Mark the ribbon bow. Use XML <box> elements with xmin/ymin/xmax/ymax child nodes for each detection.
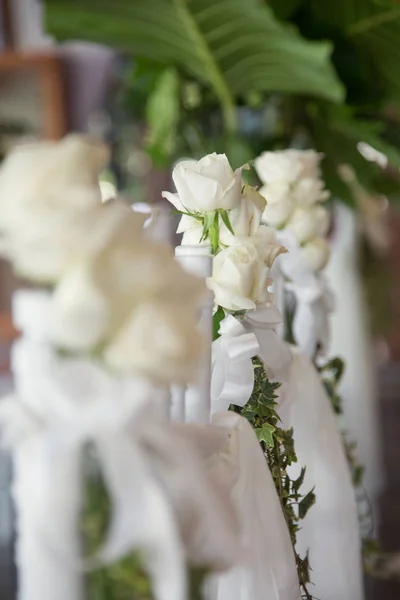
<box><xmin>211</xmin><ymin>315</ymin><xmax>260</xmax><ymax>413</ymax></box>
<box><xmin>244</xmin><ymin>305</ymin><xmax>293</xmax><ymax>385</ymax></box>
<box><xmin>277</xmin><ymin>230</ymin><xmax>335</xmax><ymax>358</ymax></box>
<box><xmin>0</xmin><ymin>290</ymin><xmax>188</xmax><ymax>600</ymax></box>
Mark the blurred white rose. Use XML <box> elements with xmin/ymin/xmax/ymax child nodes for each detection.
<box><xmin>301</xmin><ymin>237</ymin><xmax>330</xmax><ymax>272</ymax></box>
<box><xmin>286</xmin><ymin>205</ymin><xmax>330</xmax><ymax>244</ymax></box>
<box><xmin>0</xmin><ymin>135</ymin><xmax>110</xmax><ymax>282</ymax></box>
<box><xmin>208</xmin><ymin>240</ymin><xmax>270</xmax><ymax>311</ymax></box>
<box><xmin>49</xmin><ymin>205</ymin><xmax>206</xmax><ymax>383</ymax></box>
<box><xmin>162</xmin><ymin>153</ymin><xmax>245</xmax><ymax>213</ymax></box>
<box><xmin>290</xmin><ymin>177</ymin><xmax>330</xmax><ymax>205</ymax></box>
<box><xmin>285</xmin><ymin>149</ymin><xmax>323</xmax><ymax>179</ymax></box>
<box><xmin>260</xmin><ymin>183</ymin><xmax>294</xmax><ymax>228</ymax></box>
<box><xmin>105</xmin><ymin>302</ymin><xmax>203</xmax><ymax>384</ymax></box>
<box><xmin>255</xmin><ymin>151</ymin><xmax>303</xmax><ymax>184</ymax></box>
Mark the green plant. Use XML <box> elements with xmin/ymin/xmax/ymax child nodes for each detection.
<box><xmin>235</xmin><ymin>357</ymin><xmax>316</xmax><ymax>599</ymax></box>
<box><xmin>46</xmin><ymin>0</ymin><xmax>400</xmax><ymax>204</ymax></box>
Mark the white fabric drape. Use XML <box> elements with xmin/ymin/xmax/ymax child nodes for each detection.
<box><xmin>278</xmin><ymin>346</ymin><xmax>364</xmax><ymax>600</ymax></box>
<box><xmin>325</xmin><ymin>203</ymin><xmax>383</xmax><ymax>511</ymax></box>
<box><xmin>208</xmin><ymin>412</ymin><xmax>301</xmax><ymax>600</ymax></box>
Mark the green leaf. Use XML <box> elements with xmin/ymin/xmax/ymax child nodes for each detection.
<box><xmin>212</xmin><ymin>306</ymin><xmax>225</xmax><ymax>340</ymax></box>
<box><xmin>145</xmin><ymin>68</ymin><xmax>180</xmax><ymax>164</ymax></box>
<box><xmin>46</xmin><ymin>0</ymin><xmax>345</xmax><ymax>136</ymax></box>
<box><xmin>208</xmin><ymin>210</ymin><xmax>220</xmax><ymax>253</ymax></box>
<box><xmin>292</xmin><ymin>466</ymin><xmax>306</xmax><ymax>493</ymax></box>
<box><xmin>219</xmin><ymin>209</ymin><xmax>235</xmax><ymax>236</ymax></box>
<box><xmin>255</xmin><ymin>423</ymin><xmax>276</xmax><ymax>447</ymax></box>
<box><xmin>310</xmin><ymin>0</ymin><xmax>400</xmax><ymax>102</ymax></box>
<box><xmin>298</xmin><ymin>488</ymin><xmax>316</xmax><ymax>519</ymax></box>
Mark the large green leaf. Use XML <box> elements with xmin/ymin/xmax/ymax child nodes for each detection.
<box><xmin>310</xmin><ymin>0</ymin><xmax>400</xmax><ymax>101</ymax></box>
<box><xmin>46</xmin><ymin>0</ymin><xmax>344</xmax><ymax>132</ymax></box>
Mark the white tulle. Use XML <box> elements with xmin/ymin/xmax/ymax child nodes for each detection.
<box><xmin>278</xmin><ymin>346</ymin><xmax>364</xmax><ymax>600</ymax></box>
<box><xmin>207</xmin><ymin>412</ymin><xmax>301</xmax><ymax>600</ymax></box>
<box><xmin>325</xmin><ymin>203</ymin><xmax>383</xmax><ymax>509</ymax></box>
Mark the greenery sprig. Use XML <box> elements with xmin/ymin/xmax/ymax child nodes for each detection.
<box><xmin>231</xmin><ymin>357</ymin><xmax>316</xmax><ymax>600</ymax></box>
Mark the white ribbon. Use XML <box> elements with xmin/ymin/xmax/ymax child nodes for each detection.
<box><xmin>211</xmin><ymin>315</ymin><xmax>260</xmax><ymax>413</ymax></box>
<box><xmin>277</xmin><ymin>231</ymin><xmax>335</xmax><ymax>358</ymax></box>
<box><xmin>244</xmin><ymin>305</ymin><xmax>293</xmax><ymax>385</ymax></box>
<box><xmin>0</xmin><ymin>292</ymin><xmax>187</xmax><ymax>600</ymax></box>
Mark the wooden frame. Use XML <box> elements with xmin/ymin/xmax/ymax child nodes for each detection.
<box><xmin>0</xmin><ymin>50</ymin><xmax>67</xmax><ymax>139</ymax></box>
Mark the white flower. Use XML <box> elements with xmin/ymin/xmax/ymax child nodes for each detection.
<box><xmin>286</xmin><ymin>205</ymin><xmax>330</xmax><ymax>244</ymax></box>
<box><xmin>105</xmin><ymin>301</ymin><xmax>203</xmax><ymax>384</ymax></box>
<box><xmin>261</xmin><ymin>195</ymin><xmax>294</xmax><ymax>228</ymax></box>
<box><xmin>301</xmin><ymin>237</ymin><xmax>330</xmax><ymax>272</ymax></box>
<box><xmin>208</xmin><ymin>240</ymin><xmax>270</xmax><ymax>311</ymax></box>
<box><xmin>218</xmin><ymin>185</ymin><xmax>266</xmax><ymax>246</ymax></box>
<box><xmin>255</xmin><ymin>151</ymin><xmax>303</xmax><ymax>184</ymax></box>
<box><xmin>285</xmin><ymin>149</ymin><xmax>323</xmax><ymax>179</ymax></box>
<box><xmin>290</xmin><ymin>177</ymin><xmax>330</xmax><ymax>205</ymax></box>
<box><xmin>49</xmin><ymin>202</ymin><xmax>206</xmax><ymax>383</ymax></box>
<box><xmin>0</xmin><ymin>135</ymin><xmax>110</xmax><ymax>282</ymax></box>
<box><xmin>254</xmin><ymin>225</ymin><xmax>287</xmax><ymax>267</ymax></box>
<box><xmin>162</xmin><ymin>153</ymin><xmax>245</xmax><ymax>213</ymax></box>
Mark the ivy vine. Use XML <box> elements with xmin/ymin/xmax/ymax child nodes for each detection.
<box><xmin>232</xmin><ymin>357</ymin><xmax>316</xmax><ymax>600</ymax></box>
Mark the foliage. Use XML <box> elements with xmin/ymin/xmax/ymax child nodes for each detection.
<box><xmin>45</xmin><ymin>0</ymin><xmax>400</xmax><ymax>204</ymax></box>
<box><xmin>236</xmin><ymin>357</ymin><xmax>316</xmax><ymax>599</ymax></box>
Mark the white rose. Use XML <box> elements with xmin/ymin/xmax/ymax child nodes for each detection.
<box><xmin>104</xmin><ymin>302</ymin><xmax>204</xmax><ymax>384</ymax></box>
<box><xmin>208</xmin><ymin>240</ymin><xmax>269</xmax><ymax>311</ymax></box>
<box><xmin>291</xmin><ymin>177</ymin><xmax>330</xmax><ymax>206</ymax></box>
<box><xmin>255</xmin><ymin>151</ymin><xmax>303</xmax><ymax>184</ymax></box>
<box><xmin>49</xmin><ymin>263</ymin><xmax>110</xmax><ymax>349</ymax></box>
<box><xmin>285</xmin><ymin>149</ymin><xmax>323</xmax><ymax>179</ymax></box>
<box><xmin>218</xmin><ymin>185</ymin><xmax>266</xmax><ymax>246</ymax></box>
<box><xmin>260</xmin><ymin>182</ymin><xmax>294</xmax><ymax>228</ymax></box>
<box><xmin>0</xmin><ymin>134</ymin><xmax>108</xmax><ymax>231</ymax></box>
<box><xmin>286</xmin><ymin>205</ymin><xmax>330</xmax><ymax>244</ymax></box>
<box><xmin>301</xmin><ymin>237</ymin><xmax>330</xmax><ymax>272</ymax></box>
<box><xmin>162</xmin><ymin>153</ymin><xmax>245</xmax><ymax>213</ymax></box>
<box><xmin>49</xmin><ymin>205</ymin><xmax>206</xmax><ymax>383</ymax></box>
<box><xmin>0</xmin><ymin>135</ymin><xmax>110</xmax><ymax>282</ymax></box>
<box><xmin>254</xmin><ymin>225</ymin><xmax>287</xmax><ymax>268</ymax></box>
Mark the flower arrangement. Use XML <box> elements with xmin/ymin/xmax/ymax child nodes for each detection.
<box><xmin>0</xmin><ymin>136</ymin><xmax>242</xmax><ymax>600</ymax></box>
<box><xmin>255</xmin><ymin>149</ymin><xmax>330</xmax><ymax>272</ymax></box>
<box><xmin>163</xmin><ymin>152</ymin><xmax>316</xmax><ymax>598</ymax></box>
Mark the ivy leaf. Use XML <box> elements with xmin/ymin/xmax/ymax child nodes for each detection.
<box><xmin>212</xmin><ymin>306</ymin><xmax>225</xmax><ymax>341</ymax></box>
<box><xmin>298</xmin><ymin>487</ymin><xmax>316</xmax><ymax>519</ymax></box>
<box><xmin>255</xmin><ymin>423</ymin><xmax>276</xmax><ymax>447</ymax></box>
<box><xmin>292</xmin><ymin>467</ymin><xmax>306</xmax><ymax>494</ymax></box>
<box><xmin>219</xmin><ymin>209</ymin><xmax>235</xmax><ymax>236</ymax></box>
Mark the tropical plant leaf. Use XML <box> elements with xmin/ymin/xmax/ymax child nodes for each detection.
<box><xmin>46</xmin><ymin>0</ymin><xmax>344</xmax><ymax>133</ymax></box>
<box><xmin>310</xmin><ymin>0</ymin><xmax>400</xmax><ymax>101</ymax></box>
<box><xmin>145</xmin><ymin>68</ymin><xmax>180</xmax><ymax>163</ymax></box>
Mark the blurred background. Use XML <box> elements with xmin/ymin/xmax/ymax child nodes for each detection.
<box><xmin>2</xmin><ymin>0</ymin><xmax>400</xmax><ymax>598</ymax></box>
